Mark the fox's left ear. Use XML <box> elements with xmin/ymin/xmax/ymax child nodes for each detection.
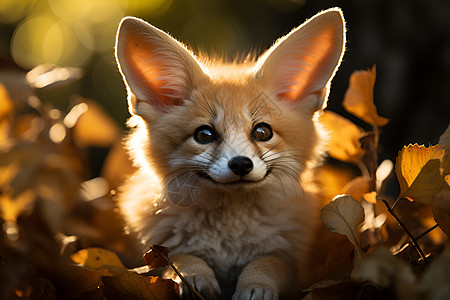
<box><xmin>256</xmin><ymin>8</ymin><xmax>345</xmax><ymax>112</ymax></box>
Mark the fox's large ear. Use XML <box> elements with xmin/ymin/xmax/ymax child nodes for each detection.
<box><xmin>115</xmin><ymin>17</ymin><xmax>207</xmax><ymax>114</ymax></box>
<box><xmin>256</xmin><ymin>8</ymin><xmax>345</xmax><ymax>112</ymax></box>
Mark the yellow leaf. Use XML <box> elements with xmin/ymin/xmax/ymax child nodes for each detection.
<box><xmin>439</xmin><ymin>123</ymin><xmax>450</xmax><ymax>175</ymax></box>
<box><xmin>343</xmin><ymin>65</ymin><xmax>389</xmax><ymax>127</ymax></box>
<box><xmin>320</xmin><ymin>111</ymin><xmax>365</xmax><ymax>164</ymax></box>
<box><xmin>321</xmin><ymin>194</ymin><xmax>365</xmax><ymax>258</ymax></box>
<box><xmin>71</xmin><ymin>247</ymin><xmax>125</xmax><ymax>269</ymax></box>
<box><xmin>363</xmin><ymin>191</ymin><xmax>377</xmax><ymax>204</ymax></box>
<box><xmin>395</xmin><ymin>144</ymin><xmax>444</xmax><ymax>204</ymax></box>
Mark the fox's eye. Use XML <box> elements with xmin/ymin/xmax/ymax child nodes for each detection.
<box><xmin>252</xmin><ymin>122</ymin><xmax>273</xmax><ymax>141</ymax></box>
<box><xmin>194</xmin><ymin>125</ymin><xmax>217</xmax><ymax>144</ymax></box>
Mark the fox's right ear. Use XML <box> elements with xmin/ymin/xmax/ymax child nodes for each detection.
<box><xmin>115</xmin><ymin>17</ymin><xmax>207</xmax><ymax>116</ymax></box>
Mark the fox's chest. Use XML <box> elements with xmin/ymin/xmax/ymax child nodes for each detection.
<box><xmin>161</xmin><ymin>204</ymin><xmax>296</xmax><ymax>270</ymax></box>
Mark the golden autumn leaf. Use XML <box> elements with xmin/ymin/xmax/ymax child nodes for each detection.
<box><xmin>343</xmin><ymin>65</ymin><xmax>389</xmax><ymax>127</ymax></box>
<box><xmin>71</xmin><ymin>247</ymin><xmax>125</xmax><ymax>269</ymax></box>
<box><xmin>439</xmin><ymin>123</ymin><xmax>450</xmax><ymax>175</ymax></box>
<box><xmin>395</xmin><ymin>144</ymin><xmax>444</xmax><ymax>204</ymax></box>
<box><xmin>320</xmin><ymin>111</ymin><xmax>365</xmax><ymax>164</ymax></box>
<box><xmin>321</xmin><ymin>195</ymin><xmax>365</xmax><ymax>258</ymax></box>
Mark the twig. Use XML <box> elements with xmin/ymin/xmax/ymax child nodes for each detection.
<box><xmin>160</xmin><ymin>253</ymin><xmax>206</xmax><ymax>300</ymax></box>
<box><xmin>380</xmin><ymin>197</ymin><xmax>428</xmax><ymax>262</ymax></box>
<box><xmin>416</xmin><ymin>223</ymin><xmax>439</xmax><ymax>241</ymax></box>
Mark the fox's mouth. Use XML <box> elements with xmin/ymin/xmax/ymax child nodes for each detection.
<box><xmin>197</xmin><ymin>170</ymin><xmax>271</xmax><ymax>186</ymax></box>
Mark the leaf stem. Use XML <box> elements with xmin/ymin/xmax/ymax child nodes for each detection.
<box><xmin>160</xmin><ymin>253</ymin><xmax>206</xmax><ymax>300</ymax></box>
<box><xmin>415</xmin><ymin>223</ymin><xmax>439</xmax><ymax>241</ymax></box>
<box><xmin>380</xmin><ymin>197</ymin><xmax>427</xmax><ymax>262</ymax></box>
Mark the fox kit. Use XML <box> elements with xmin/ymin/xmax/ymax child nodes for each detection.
<box><xmin>115</xmin><ymin>8</ymin><xmax>345</xmax><ymax>300</ymax></box>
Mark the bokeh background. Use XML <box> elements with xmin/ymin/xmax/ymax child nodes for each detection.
<box><xmin>0</xmin><ymin>2</ymin><xmax>449</xmax><ymax>296</ymax></box>
<box><xmin>1</xmin><ymin>0</ymin><xmax>449</xmax><ymax>168</ymax></box>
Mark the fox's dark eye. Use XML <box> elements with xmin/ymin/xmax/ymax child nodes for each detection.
<box><xmin>252</xmin><ymin>122</ymin><xmax>273</xmax><ymax>141</ymax></box>
<box><xmin>194</xmin><ymin>125</ymin><xmax>217</xmax><ymax>144</ymax></box>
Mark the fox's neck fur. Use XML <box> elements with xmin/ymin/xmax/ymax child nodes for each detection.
<box><xmin>115</xmin><ymin>8</ymin><xmax>345</xmax><ymax>299</ymax></box>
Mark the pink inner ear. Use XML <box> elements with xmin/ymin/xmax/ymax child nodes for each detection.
<box><xmin>280</xmin><ymin>28</ymin><xmax>336</xmax><ymax>101</ymax></box>
<box><xmin>121</xmin><ymin>31</ymin><xmax>186</xmax><ymax>108</ymax></box>
<box><xmin>268</xmin><ymin>18</ymin><xmax>342</xmax><ymax>101</ymax></box>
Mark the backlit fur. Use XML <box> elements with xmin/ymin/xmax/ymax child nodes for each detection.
<box><xmin>116</xmin><ymin>8</ymin><xmax>345</xmax><ymax>299</ymax></box>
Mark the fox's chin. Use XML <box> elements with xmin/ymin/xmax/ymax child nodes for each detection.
<box><xmin>197</xmin><ymin>170</ymin><xmax>271</xmax><ymax>193</ymax></box>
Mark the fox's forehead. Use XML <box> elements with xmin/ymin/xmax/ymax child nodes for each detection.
<box><xmin>190</xmin><ymin>81</ymin><xmax>278</xmax><ymax>126</ymax></box>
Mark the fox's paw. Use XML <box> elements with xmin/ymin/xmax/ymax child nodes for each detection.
<box><xmin>232</xmin><ymin>286</ymin><xmax>279</xmax><ymax>300</ymax></box>
<box><xmin>179</xmin><ymin>274</ymin><xmax>221</xmax><ymax>300</ymax></box>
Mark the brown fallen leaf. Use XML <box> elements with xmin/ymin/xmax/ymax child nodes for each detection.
<box><xmin>343</xmin><ymin>65</ymin><xmax>389</xmax><ymax>127</ymax></box>
<box><xmin>395</xmin><ymin>144</ymin><xmax>444</xmax><ymax>204</ymax></box>
<box><xmin>143</xmin><ymin>245</ymin><xmax>170</xmax><ymax>269</ymax></box>
<box><xmin>101</xmin><ymin>272</ymin><xmax>179</xmax><ymax>300</ymax></box>
<box><xmin>319</xmin><ymin>111</ymin><xmax>365</xmax><ymax>164</ymax></box>
<box><xmin>321</xmin><ymin>195</ymin><xmax>365</xmax><ymax>258</ymax></box>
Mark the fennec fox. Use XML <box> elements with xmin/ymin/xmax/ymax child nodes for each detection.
<box><xmin>115</xmin><ymin>8</ymin><xmax>345</xmax><ymax>300</ymax></box>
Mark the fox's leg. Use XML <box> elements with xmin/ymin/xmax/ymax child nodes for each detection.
<box><xmin>167</xmin><ymin>254</ymin><xmax>221</xmax><ymax>300</ymax></box>
<box><xmin>232</xmin><ymin>256</ymin><xmax>295</xmax><ymax>300</ymax></box>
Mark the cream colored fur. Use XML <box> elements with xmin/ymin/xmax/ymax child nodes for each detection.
<box><xmin>115</xmin><ymin>8</ymin><xmax>345</xmax><ymax>300</ymax></box>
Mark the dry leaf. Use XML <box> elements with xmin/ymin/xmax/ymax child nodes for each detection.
<box><xmin>71</xmin><ymin>247</ymin><xmax>125</xmax><ymax>269</ymax></box>
<box><xmin>432</xmin><ymin>184</ymin><xmax>450</xmax><ymax>236</ymax></box>
<box><xmin>321</xmin><ymin>195</ymin><xmax>365</xmax><ymax>258</ymax></box>
<box><xmin>143</xmin><ymin>245</ymin><xmax>170</xmax><ymax>269</ymax></box>
<box><xmin>439</xmin><ymin>123</ymin><xmax>450</xmax><ymax>175</ymax></box>
<box><xmin>395</xmin><ymin>144</ymin><xmax>444</xmax><ymax>204</ymax></box>
<box><xmin>101</xmin><ymin>272</ymin><xmax>179</xmax><ymax>300</ymax></box>
<box><xmin>320</xmin><ymin>111</ymin><xmax>365</xmax><ymax>164</ymax></box>
<box><xmin>343</xmin><ymin>65</ymin><xmax>389</xmax><ymax>127</ymax></box>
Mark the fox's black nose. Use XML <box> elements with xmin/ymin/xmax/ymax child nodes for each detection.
<box><xmin>228</xmin><ymin>156</ymin><xmax>253</xmax><ymax>176</ymax></box>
